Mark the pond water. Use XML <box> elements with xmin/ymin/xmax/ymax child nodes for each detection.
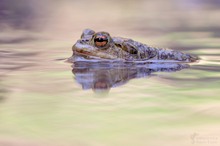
<box><xmin>0</xmin><ymin>0</ymin><xmax>220</xmax><ymax>146</ymax></box>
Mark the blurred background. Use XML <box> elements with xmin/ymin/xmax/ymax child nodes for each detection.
<box><xmin>1</xmin><ymin>0</ymin><xmax>220</xmax><ymax>38</ymax></box>
<box><xmin>0</xmin><ymin>0</ymin><xmax>220</xmax><ymax>146</ymax></box>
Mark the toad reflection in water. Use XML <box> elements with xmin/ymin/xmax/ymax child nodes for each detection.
<box><xmin>71</xmin><ymin>62</ymin><xmax>190</xmax><ymax>93</ymax></box>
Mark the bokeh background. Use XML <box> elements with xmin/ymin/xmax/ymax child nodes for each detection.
<box><xmin>0</xmin><ymin>0</ymin><xmax>220</xmax><ymax>146</ymax></box>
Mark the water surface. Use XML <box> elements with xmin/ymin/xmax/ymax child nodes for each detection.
<box><xmin>0</xmin><ymin>0</ymin><xmax>220</xmax><ymax>146</ymax></box>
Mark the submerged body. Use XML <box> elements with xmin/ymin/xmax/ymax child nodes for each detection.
<box><xmin>70</xmin><ymin>29</ymin><xmax>198</xmax><ymax>62</ymax></box>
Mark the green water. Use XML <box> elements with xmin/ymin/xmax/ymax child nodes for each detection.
<box><xmin>0</xmin><ymin>0</ymin><xmax>220</xmax><ymax>145</ymax></box>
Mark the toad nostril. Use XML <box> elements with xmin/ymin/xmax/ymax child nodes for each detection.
<box><xmin>81</xmin><ymin>39</ymin><xmax>89</xmax><ymax>42</ymax></box>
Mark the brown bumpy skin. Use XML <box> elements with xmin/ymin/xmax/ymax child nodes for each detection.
<box><xmin>71</xmin><ymin>29</ymin><xmax>199</xmax><ymax>62</ymax></box>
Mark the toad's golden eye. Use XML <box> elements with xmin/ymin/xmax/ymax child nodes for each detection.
<box><xmin>94</xmin><ymin>35</ymin><xmax>108</xmax><ymax>47</ymax></box>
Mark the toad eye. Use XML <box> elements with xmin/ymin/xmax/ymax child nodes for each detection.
<box><xmin>94</xmin><ymin>35</ymin><xmax>108</xmax><ymax>48</ymax></box>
